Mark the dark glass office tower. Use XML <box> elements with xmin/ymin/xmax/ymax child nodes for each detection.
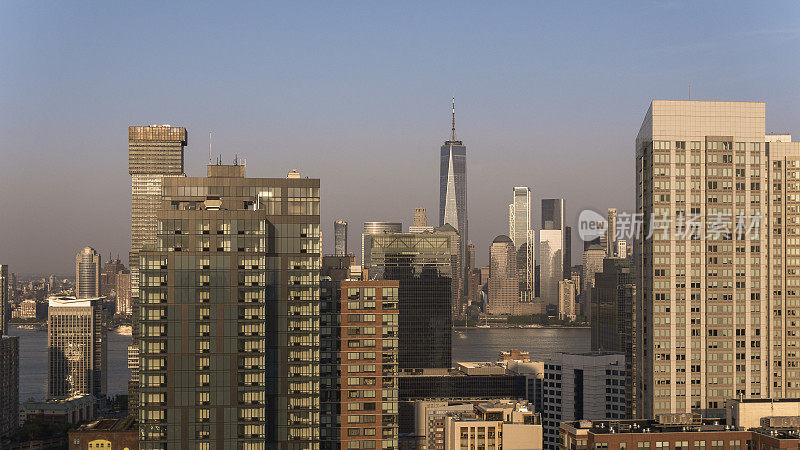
<box><xmin>366</xmin><ymin>227</ymin><xmax>457</xmax><ymax>370</ymax></box>
<box><xmin>439</xmin><ymin>99</ymin><xmax>468</xmax><ymax>295</ymax></box>
<box><xmin>137</xmin><ymin>164</ymin><xmax>320</xmax><ymax>449</ymax></box>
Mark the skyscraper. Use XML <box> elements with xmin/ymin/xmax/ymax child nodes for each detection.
<box><xmin>100</xmin><ymin>257</ymin><xmax>126</xmax><ymax>298</ymax></box>
<box><xmin>115</xmin><ymin>271</ymin><xmax>131</xmax><ymax>315</ymax></box>
<box><xmin>509</xmin><ymin>187</ymin><xmax>534</xmax><ymax>301</ymax></box>
<box><xmin>606</xmin><ymin>208</ymin><xmax>617</xmax><ymax>256</ymax></box>
<box><xmin>137</xmin><ymin>163</ymin><xmax>320</xmax><ymax>448</ymax></box>
<box><xmin>488</xmin><ymin>235</ymin><xmax>519</xmax><ymax>316</ymax></box>
<box><xmin>0</xmin><ymin>265</ymin><xmax>8</xmax><ymax>337</ymax></box>
<box><xmin>334</xmin><ymin>219</ymin><xmax>348</xmax><ymax>257</ymax></box>
<box><xmin>75</xmin><ymin>247</ymin><xmax>101</xmax><ymax>299</ymax></box>
<box><xmin>47</xmin><ymin>297</ymin><xmax>106</xmax><ymax>399</ymax></box>
<box><xmin>540</xmin><ymin>199</ymin><xmax>565</xmax><ymax>309</ymax></box>
<box><xmin>366</xmin><ymin>226</ymin><xmax>457</xmax><ymax>369</ymax></box>
<box><xmin>439</xmin><ymin>98</ymin><xmax>468</xmax><ymax>285</ymax></box>
<box><xmin>0</xmin><ymin>335</ymin><xmax>18</xmax><ymax>438</ymax></box>
<box><xmin>361</xmin><ymin>221</ymin><xmax>402</xmax><ymax>267</ymax></box>
<box><xmin>557</xmin><ymin>279</ymin><xmax>577</xmax><ymax>320</ymax></box>
<box><xmin>636</xmin><ymin>100</ymin><xmax>771</xmax><ymax>417</ymax></box>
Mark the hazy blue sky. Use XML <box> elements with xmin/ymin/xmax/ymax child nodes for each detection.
<box><xmin>1</xmin><ymin>1</ymin><xmax>799</xmax><ymax>275</ymax></box>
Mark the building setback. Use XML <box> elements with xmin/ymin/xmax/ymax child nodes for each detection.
<box><xmin>137</xmin><ymin>163</ymin><xmax>320</xmax><ymax>448</ymax></box>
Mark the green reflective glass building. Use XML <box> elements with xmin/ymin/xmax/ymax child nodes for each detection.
<box><xmin>137</xmin><ymin>163</ymin><xmax>320</xmax><ymax>449</ymax></box>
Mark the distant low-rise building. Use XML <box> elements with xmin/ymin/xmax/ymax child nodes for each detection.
<box><xmin>726</xmin><ymin>398</ymin><xmax>800</xmax><ymax>429</ymax></box>
<box><xmin>68</xmin><ymin>417</ymin><xmax>138</xmax><ymax>450</ymax></box>
<box><xmin>20</xmin><ymin>394</ymin><xmax>96</xmax><ymax>425</ymax></box>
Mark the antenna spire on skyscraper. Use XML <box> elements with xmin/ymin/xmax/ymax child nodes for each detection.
<box><xmin>451</xmin><ymin>97</ymin><xmax>456</xmax><ymax>141</ymax></box>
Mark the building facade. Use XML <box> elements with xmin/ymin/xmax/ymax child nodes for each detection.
<box><xmin>509</xmin><ymin>187</ymin><xmax>535</xmax><ymax>302</ymax></box>
<box><xmin>542</xmin><ymin>352</ymin><xmax>626</xmax><ymax>449</ymax></box>
<box><xmin>136</xmin><ymin>164</ymin><xmax>320</xmax><ymax>448</ymax></box>
<box><xmin>339</xmin><ymin>280</ymin><xmax>399</xmax><ymax>449</ymax></box>
<box><xmin>0</xmin><ymin>265</ymin><xmax>7</xmax><ymax>336</ymax></box>
<box><xmin>361</xmin><ymin>222</ymin><xmax>402</xmax><ymax>268</ymax></box>
<box><xmin>540</xmin><ymin>199</ymin><xmax>565</xmax><ymax>310</ymax></box>
<box><xmin>635</xmin><ymin>101</ymin><xmax>771</xmax><ymax>418</ymax></box>
<box><xmin>47</xmin><ymin>297</ymin><xmax>106</xmax><ymax>399</ymax></box>
<box><xmin>115</xmin><ymin>271</ymin><xmax>132</xmax><ymax>315</ymax></box>
<box><xmin>366</xmin><ymin>228</ymin><xmax>457</xmax><ymax>370</ymax></box>
<box><xmin>591</xmin><ymin>257</ymin><xmax>637</xmax><ymax>418</ymax></box>
<box><xmin>75</xmin><ymin>247</ymin><xmax>101</xmax><ymax>299</ymax></box>
<box><xmin>0</xmin><ymin>336</ymin><xmax>18</xmax><ymax>438</ymax></box>
<box><xmin>488</xmin><ymin>235</ymin><xmax>520</xmax><ymax>316</ymax></box>
<box><xmin>334</xmin><ymin>219</ymin><xmax>348</xmax><ymax>257</ymax></box>
<box><xmin>558</xmin><ymin>279</ymin><xmax>577</xmax><ymax>320</ymax></box>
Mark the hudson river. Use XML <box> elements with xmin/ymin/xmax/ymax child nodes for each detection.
<box><xmin>9</xmin><ymin>325</ymin><xmax>590</xmax><ymax>401</ymax></box>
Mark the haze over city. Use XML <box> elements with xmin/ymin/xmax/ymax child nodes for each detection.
<box><xmin>2</xmin><ymin>1</ymin><xmax>800</xmax><ymax>274</ymax></box>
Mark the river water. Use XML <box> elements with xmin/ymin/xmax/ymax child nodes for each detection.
<box><xmin>8</xmin><ymin>325</ymin><xmax>132</xmax><ymax>402</ymax></box>
<box><xmin>8</xmin><ymin>325</ymin><xmax>589</xmax><ymax>401</ymax></box>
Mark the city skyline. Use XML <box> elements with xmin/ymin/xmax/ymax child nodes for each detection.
<box><xmin>3</xmin><ymin>3</ymin><xmax>800</xmax><ymax>274</ymax></box>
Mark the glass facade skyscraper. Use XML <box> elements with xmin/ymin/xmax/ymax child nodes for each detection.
<box><xmin>439</xmin><ymin>101</ymin><xmax>468</xmax><ymax>299</ymax></box>
<box><xmin>509</xmin><ymin>187</ymin><xmax>534</xmax><ymax>301</ymax></box>
<box><xmin>366</xmin><ymin>227</ymin><xmax>457</xmax><ymax>369</ymax></box>
<box><xmin>75</xmin><ymin>246</ymin><xmax>101</xmax><ymax>299</ymax></box>
<box><xmin>137</xmin><ymin>163</ymin><xmax>320</xmax><ymax>449</ymax></box>
<box><xmin>334</xmin><ymin>219</ymin><xmax>348</xmax><ymax>257</ymax></box>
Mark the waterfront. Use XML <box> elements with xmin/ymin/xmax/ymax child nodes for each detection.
<box><xmin>8</xmin><ymin>325</ymin><xmax>131</xmax><ymax>401</ymax></box>
<box><xmin>7</xmin><ymin>325</ymin><xmax>588</xmax><ymax>401</ymax></box>
<box><xmin>453</xmin><ymin>327</ymin><xmax>591</xmax><ymax>362</ymax></box>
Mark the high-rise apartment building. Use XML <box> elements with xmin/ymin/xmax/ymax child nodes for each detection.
<box><xmin>540</xmin><ymin>199</ymin><xmax>565</xmax><ymax>310</ymax></box>
<box><xmin>590</xmin><ymin>257</ymin><xmax>637</xmax><ymax>417</ymax></box>
<box><xmin>488</xmin><ymin>235</ymin><xmax>519</xmax><ymax>316</ymax></box>
<box><xmin>606</xmin><ymin>208</ymin><xmax>617</xmax><ymax>256</ymax></box>
<box><xmin>47</xmin><ymin>297</ymin><xmax>106</xmax><ymax>399</ymax></box>
<box><xmin>557</xmin><ymin>279</ymin><xmax>577</xmax><ymax>320</ymax></box>
<box><xmin>636</xmin><ymin>100</ymin><xmax>774</xmax><ymax>418</ymax></box>
<box><xmin>440</xmin><ymin>99</ymin><xmax>468</xmax><ymax>287</ymax></box>
<box><xmin>136</xmin><ymin>163</ymin><xmax>320</xmax><ymax>448</ymax></box>
<box><xmin>115</xmin><ymin>271</ymin><xmax>131</xmax><ymax>315</ymax></box>
<box><xmin>542</xmin><ymin>352</ymin><xmax>626</xmax><ymax>449</ymax></box>
<box><xmin>0</xmin><ymin>265</ymin><xmax>8</xmax><ymax>337</ymax></box>
<box><xmin>509</xmin><ymin>187</ymin><xmax>534</xmax><ymax>301</ymax></box>
<box><xmin>334</xmin><ymin>219</ymin><xmax>348</xmax><ymax>257</ymax></box>
<box><xmin>361</xmin><ymin>222</ymin><xmax>402</xmax><ymax>268</ymax></box>
<box><xmin>0</xmin><ymin>336</ymin><xmax>18</xmax><ymax>438</ymax></box>
<box><xmin>339</xmin><ymin>280</ymin><xmax>399</xmax><ymax>449</ymax></box>
<box><xmin>366</xmin><ymin>227</ymin><xmax>457</xmax><ymax>369</ymax></box>
<box><xmin>75</xmin><ymin>247</ymin><xmax>101</xmax><ymax>299</ymax></box>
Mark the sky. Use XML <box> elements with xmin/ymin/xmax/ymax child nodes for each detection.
<box><xmin>1</xmin><ymin>1</ymin><xmax>800</xmax><ymax>275</ymax></box>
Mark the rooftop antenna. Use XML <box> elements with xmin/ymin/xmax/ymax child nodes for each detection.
<box><xmin>209</xmin><ymin>131</ymin><xmax>213</xmax><ymax>164</ymax></box>
<box><xmin>688</xmin><ymin>84</ymin><xmax>691</xmax><ymax>100</ymax></box>
<box><xmin>451</xmin><ymin>97</ymin><xmax>456</xmax><ymax>141</ymax></box>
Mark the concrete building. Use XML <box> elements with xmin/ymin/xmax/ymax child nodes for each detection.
<box><xmin>442</xmin><ymin>401</ymin><xmax>542</xmax><ymax>450</ymax></box>
<box><xmin>0</xmin><ymin>265</ymin><xmax>7</xmax><ymax>336</ymax></box>
<box><xmin>136</xmin><ymin>163</ymin><xmax>320</xmax><ymax>448</ymax></box>
<box><xmin>114</xmin><ymin>271</ymin><xmax>131</xmax><ymax>315</ymax></box>
<box><xmin>0</xmin><ymin>336</ymin><xmax>19</xmax><ymax>438</ymax></box>
<box><xmin>99</xmin><ymin>258</ymin><xmax>126</xmax><ymax>298</ymax></box>
<box><xmin>47</xmin><ymin>297</ymin><xmax>106</xmax><ymax>399</ymax></box>
<box><xmin>607</xmin><ymin>208</ymin><xmax>618</xmax><ymax>257</ymax></box>
<box><xmin>366</xmin><ymin>226</ymin><xmax>458</xmax><ymax>369</ymax></box>
<box><xmin>540</xmin><ymin>199</ymin><xmax>565</xmax><ymax>311</ymax></box>
<box><xmin>334</xmin><ymin>219</ymin><xmax>348</xmax><ymax>257</ymax></box>
<box><xmin>440</xmin><ymin>98</ymin><xmax>468</xmax><ymax>293</ymax></box>
<box><xmin>21</xmin><ymin>394</ymin><xmax>96</xmax><ymax>425</ymax></box>
<box><xmin>509</xmin><ymin>187</ymin><xmax>535</xmax><ymax>302</ymax></box>
<box><xmin>339</xmin><ymin>280</ymin><xmax>399</xmax><ymax>450</ymax></box>
<box><xmin>591</xmin><ymin>257</ymin><xmax>637</xmax><ymax>417</ymax></box>
<box><xmin>16</xmin><ymin>299</ymin><xmax>46</xmax><ymax>320</ymax></box>
<box><xmin>542</xmin><ymin>352</ymin><xmax>626</xmax><ymax>449</ymax></box>
<box><xmin>74</xmin><ymin>247</ymin><xmax>101</xmax><ymax>299</ymax></box>
<box><xmin>635</xmin><ymin>101</ymin><xmax>792</xmax><ymax>417</ymax></box>
<box><xmin>558</xmin><ymin>279</ymin><xmax>577</xmax><ymax>320</ymax></box>
<box><xmin>726</xmin><ymin>398</ymin><xmax>800</xmax><ymax>429</ymax></box>
<box><xmin>68</xmin><ymin>417</ymin><xmax>138</xmax><ymax>450</ymax></box>
<box><xmin>361</xmin><ymin>221</ymin><xmax>402</xmax><ymax>267</ymax></box>
<box><xmin>616</xmin><ymin>240</ymin><xmax>628</xmax><ymax>258</ymax></box>
<box><xmin>415</xmin><ymin>207</ymin><xmax>429</xmax><ymax>227</ymax></box>
<box><xmin>488</xmin><ymin>235</ymin><xmax>520</xmax><ymax>316</ymax></box>
<box><xmin>581</xmin><ymin>243</ymin><xmax>606</xmax><ymax>320</ymax></box>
